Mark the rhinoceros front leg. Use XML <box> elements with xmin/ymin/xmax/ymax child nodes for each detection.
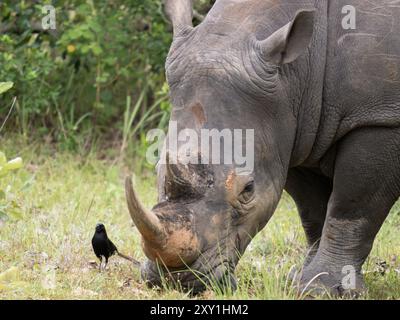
<box><xmin>285</xmin><ymin>168</ymin><xmax>332</xmax><ymax>265</ymax></box>
<box><xmin>299</xmin><ymin>128</ymin><xmax>400</xmax><ymax>296</ymax></box>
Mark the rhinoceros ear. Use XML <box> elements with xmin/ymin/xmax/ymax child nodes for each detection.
<box><xmin>257</xmin><ymin>9</ymin><xmax>315</xmax><ymax>65</ymax></box>
<box><xmin>163</xmin><ymin>0</ymin><xmax>194</xmax><ymax>37</ymax></box>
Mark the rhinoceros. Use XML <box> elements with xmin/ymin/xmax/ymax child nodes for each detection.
<box><xmin>125</xmin><ymin>0</ymin><xmax>400</xmax><ymax>295</ymax></box>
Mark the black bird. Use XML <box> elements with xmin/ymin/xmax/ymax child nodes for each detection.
<box><xmin>91</xmin><ymin>223</ymin><xmax>141</xmax><ymax>270</ymax></box>
<box><xmin>92</xmin><ymin>223</ymin><xmax>118</xmax><ymax>270</ymax></box>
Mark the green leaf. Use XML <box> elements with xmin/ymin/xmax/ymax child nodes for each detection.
<box><xmin>0</xmin><ymin>152</ymin><xmax>7</xmax><ymax>165</ymax></box>
<box><xmin>90</xmin><ymin>43</ymin><xmax>102</xmax><ymax>56</ymax></box>
<box><xmin>0</xmin><ymin>210</ymin><xmax>7</xmax><ymax>220</ymax></box>
<box><xmin>4</xmin><ymin>157</ymin><xmax>23</xmax><ymax>171</ymax></box>
<box><xmin>0</xmin><ymin>82</ymin><xmax>13</xmax><ymax>94</ymax></box>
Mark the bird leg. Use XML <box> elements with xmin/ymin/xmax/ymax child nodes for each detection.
<box><xmin>98</xmin><ymin>256</ymin><xmax>103</xmax><ymax>271</ymax></box>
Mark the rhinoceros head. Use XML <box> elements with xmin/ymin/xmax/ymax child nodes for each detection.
<box><xmin>126</xmin><ymin>0</ymin><xmax>315</xmax><ymax>293</ymax></box>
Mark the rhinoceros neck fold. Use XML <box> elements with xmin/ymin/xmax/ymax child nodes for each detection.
<box><xmin>287</xmin><ymin>0</ymin><xmax>329</xmax><ymax>167</ymax></box>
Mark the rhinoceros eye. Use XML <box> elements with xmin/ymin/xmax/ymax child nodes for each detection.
<box><xmin>239</xmin><ymin>180</ymin><xmax>255</xmax><ymax>204</ymax></box>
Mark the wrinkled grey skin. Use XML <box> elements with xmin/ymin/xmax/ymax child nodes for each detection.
<box><xmin>137</xmin><ymin>0</ymin><xmax>400</xmax><ymax>295</ymax></box>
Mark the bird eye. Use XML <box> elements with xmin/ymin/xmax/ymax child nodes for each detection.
<box><xmin>239</xmin><ymin>181</ymin><xmax>255</xmax><ymax>204</ymax></box>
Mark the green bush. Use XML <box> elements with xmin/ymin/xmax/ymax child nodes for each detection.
<box><xmin>0</xmin><ymin>0</ymin><xmax>172</xmax><ymax>154</ymax></box>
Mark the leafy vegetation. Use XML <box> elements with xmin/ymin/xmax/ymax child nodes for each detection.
<box><xmin>0</xmin><ymin>0</ymin><xmax>172</xmax><ymax>154</ymax></box>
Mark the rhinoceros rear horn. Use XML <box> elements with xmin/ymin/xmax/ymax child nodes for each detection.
<box><xmin>163</xmin><ymin>0</ymin><xmax>194</xmax><ymax>37</ymax></box>
<box><xmin>125</xmin><ymin>177</ymin><xmax>167</xmax><ymax>247</ymax></box>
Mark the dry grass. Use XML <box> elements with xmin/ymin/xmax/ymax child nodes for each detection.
<box><xmin>0</xmin><ymin>138</ymin><xmax>399</xmax><ymax>299</ymax></box>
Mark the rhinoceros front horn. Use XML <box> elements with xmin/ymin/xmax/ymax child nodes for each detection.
<box><xmin>125</xmin><ymin>177</ymin><xmax>167</xmax><ymax>247</ymax></box>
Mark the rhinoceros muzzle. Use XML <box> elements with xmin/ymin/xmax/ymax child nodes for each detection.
<box><xmin>125</xmin><ymin>177</ymin><xmax>237</xmax><ymax>292</ymax></box>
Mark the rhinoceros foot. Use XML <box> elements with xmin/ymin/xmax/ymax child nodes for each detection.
<box><xmin>291</xmin><ymin>262</ymin><xmax>366</xmax><ymax>299</ymax></box>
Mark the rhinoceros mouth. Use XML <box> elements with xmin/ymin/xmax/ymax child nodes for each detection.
<box><xmin>141</xmin><ymin>256</ymin><xmax>237</xmax><ymax>294</ymax></box>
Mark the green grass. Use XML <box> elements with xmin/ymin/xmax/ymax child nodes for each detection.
<box><xmin>0</xmin><ymin>137</ymin><xmax>399</xmax><ymax>299</ymax></box>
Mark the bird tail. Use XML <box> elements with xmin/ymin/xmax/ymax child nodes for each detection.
<box><xmin>117</xmin><ymin>251</ymin><xmax>141</xmax><ymax>267</ymax></box>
